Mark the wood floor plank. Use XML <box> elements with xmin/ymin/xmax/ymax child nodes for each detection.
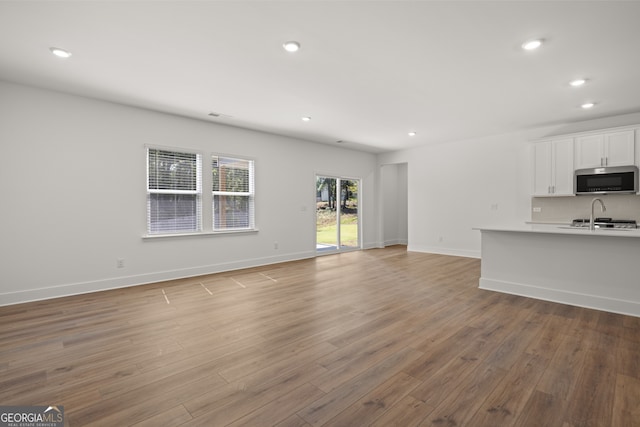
<box><xmin>218</xmin><ymin>341</ymin><xmax>337</xmax><ymax>384</ymax></box>
<box><xmin>612</xmin><ymin>373</ymin><xmax>640</xmax><ymax>427</ymax></box>
<box><xmin>312</xmin><ymin>315</ymin><xmax>424</xmax><ymax>393</ymax></box>
<box><xmin>418</xmin><ymin>363</ymin><xmax>507</xmax><ymax>427</ymax></box>
<box><xmin>297</xmin><ymin>347</ymin><xmax>424</xmax><ymax>427</ymax></box>
<box><xmin>535</xmin><ymin>333</ymin><xmax>587</xmax><ymax>400</ymax></box>
<box><xmin>408</xmin><ymin>337</ymin><xmax>494</xmax><ymax>407</ymax></box>
<box><xmin>321</xmin><ymin>372</ymin><xmax>421</xmax><ymax>427</ymax></box>
<box><xmin>470</xmin><ymin>353</ymin><xmax>548</xmax><ymax>425</ymax></box>
<box><xmin>274</xmin><ymin>415</ymin><xmax>313</xmax><ymax>427</ymax></box>
<box><xmin>226</xmin><ymin>383</ymin><xmax>325</xmax><ymax>427</ymax></box>
<box><xmin>563</xmin><ymin>345</ymin><xmax>617</xmax><ymax>426</ymax></box>
<box><xmin>617</xmin><ymin>336</ymin><xmax>640</xmax><ymax>380</ymax></box>
<box><xmin>369</xmin><ymin>395</ymin><xmax>435</xmax><ymax>427</ymax></box>
<box><xmin>514</xmin><ymin>390</ymin><xmax>567</xmax><ymax>427</ymax></box>
<box><xmin>0</xmin><ymin>246</ymin><xmax>637</xmax><ymax>426</ymax></box>
<box><xmin>181</xmin><ymin>363</ymin><xmax>328</xmax><ymax>426</ymax></box>
<box><xmin>130</xmin><ymin>404</ymin><xmax>193</xmax><ymax>427</ymax></box>
<box><xmin>402</xmin><ymin>325</ymin><xmax>486</xmax><ymax>381</ymax></box>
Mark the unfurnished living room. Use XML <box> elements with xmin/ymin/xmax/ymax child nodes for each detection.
<box><xmin>1</xmin><ymin>1</ymin><xmax>640</xmax><ymax>426</ymax></box>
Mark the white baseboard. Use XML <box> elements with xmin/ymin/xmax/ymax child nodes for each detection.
<box><xmin>0</xmin><ymin>250</ymin><xmax>316</xmax><ymax>307</ymax></box>
<box><xmin>408</xmin><ymin>244</ymin><xmax>480</xmax><ymax>259</ymax></box>
<box><xmin>480</xmin><ymin>278</ymin><xmax>640</xmax><ymax>318</ymax></box>
<box><xmin>383</xmin><ymin>239</ymin><xmax>408</xmax><ymax>247</ymax></box>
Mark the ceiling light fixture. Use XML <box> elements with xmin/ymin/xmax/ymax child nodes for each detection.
<box><xmin>49</xmin><ymin>47</ymin><xmax>72</xmax><ymax>58</ymax></box>
<box><xmin>408</xmin><ymin>132</ymin><xmax>417</xmax><ymax>137</ymax></box>
<box><xmin>570</xmin><ymin>78</ymin><xmax>587</xmax><ymax>87</ymax></box>
<box><xmin>521</xmin><ymin>39</ymin><xmax>543</xmax><ymax>51</ymax></box>
<box><xmin>581</xmin><ymin>102</ymin><xmax>595</xmax><ymax>109</ymax></box>
<box><xmin>283</xmin><ymin>41</ymin><xmax>300</xmax><ymax>52</ymax></box>
<box><xmin>302</xmin><ymin>116</ymin><xmax>311</xmax><ymax>121</ymax></box>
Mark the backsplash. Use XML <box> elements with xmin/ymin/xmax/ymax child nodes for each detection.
<box><xmin>531</xmin><ymin>194</ymin><xmax>640</xmax><ymax>223</ymax></box>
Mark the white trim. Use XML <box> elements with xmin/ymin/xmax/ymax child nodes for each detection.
<box><xmin>480</xmin><ymin>278</ymin><xmax>640</xmax><ymax>318</ymax></box>
<box><xmin>142</xmin><ymin>228</ymin><xmax>259</xmax><ymax>239</ymax></box>
<box><xmin>383</xmin><ymin>239</ymin><xmax>408</xmax><ymax>246</ymax></box>
<box><xmin>530</xmin><ymin>123</ymin><xmax>640</xmax><ymax>143</ymax></box>
<box><xmin>0</xmin><ymin>249</ymin><xmax>314</xmax><ymax>307</ymax></box>
<box><xmin>407</xmin><ymin>244</ymin><xmax>481</xmax><ymax>259</ymax></box>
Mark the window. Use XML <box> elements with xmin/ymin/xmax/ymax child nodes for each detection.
<box><xmin>212</xmin><ymin>156</ymin><xmax>255</xmax><ymax>230</ymax></box>
<box><xmin>147</xmin><ymin>148</ymin><xmax>202</xmax><ymax>234</ymax></box>
<box><xmin>145</xmin><ymin>147</ymin><xmax>255</xmax><ymax>236</ymax></box>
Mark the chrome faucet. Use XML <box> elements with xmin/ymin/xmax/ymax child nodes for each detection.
<box><xmin>590</xmin><ymin>198</ymin><xmax>606</xmax><ymax>230</ymax></box>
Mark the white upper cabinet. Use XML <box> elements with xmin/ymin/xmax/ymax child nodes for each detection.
<box><xmin>605</xmin><ymin>131</ymin><xmax>636</xmax><ymax>166</ymax></box>
<box><xmin>532</xmin><ymin>138</ymin><xmax>574</xmax><ymax>197</ymax></box>
<box><xmin>575</xmin><ymin>130</ymin><xmax>635</xmax><ymax>169</ymax></box>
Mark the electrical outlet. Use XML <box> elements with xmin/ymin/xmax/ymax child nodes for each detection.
<box><xmin>116</xmin><ymin>258</ymin><xmax>125</xmax><ymax>268</ymax></box>
<box><xmin>533</xmin><ymin>207</ymin><xmax>542</xmax><ymax>213</ymax></box>
<box><xmin>438</xmin><ymin>236</ymin><xmax>443</xmax><ymax>243</ymax></box>
<box><xmin>274</xmin><ymin>241</ymin><xmax>279</xmax><ymax>250</ymax></box>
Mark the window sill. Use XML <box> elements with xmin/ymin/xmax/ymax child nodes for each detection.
<box><xmin>142</xmin><ymin>228</ymin><xmax>259</xmax><ymax>240</ymax></box>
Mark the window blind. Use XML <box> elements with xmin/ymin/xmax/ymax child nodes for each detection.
<box><xmin>147</xmin><ymin>148</ymin><xmax>202</xmax><ymax>234</ymax></box>
<box><xmin>212</xmin><ymin>156</ymin><xmax>255</xmax><ymax>230</ymax></box>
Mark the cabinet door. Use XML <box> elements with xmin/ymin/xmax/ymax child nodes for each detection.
<box><xmin>532</xmin><ymin>142</ymin><xmax>552</xmax><ymax>196</ymax></box>
<box><xmin>575</xmin><ymin>134</ymin><xmax>604</xmax><ymax>169</ymax></box>
<box><xmin>552</xmin><ymin>138</ymin><xmax>574</xmax><ymax>196</ymax></box>
<box><xmin>604</xmin><ymin>130</ymin><xmax>635</xmax><ymax>166</ymax></box>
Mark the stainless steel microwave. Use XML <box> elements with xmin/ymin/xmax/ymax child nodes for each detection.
<box><xmin>575</xmin><ymin>165</ymin><xmax>638</xmax><ymax>195</ymax></box>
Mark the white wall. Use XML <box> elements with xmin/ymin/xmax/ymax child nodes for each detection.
<box><xmin>379</xmin><ymin>132</ymin><xmax>531</xmax><ymax>258</ymax></box>
<box><xmin>0</xmin><ymin>81</ymin><xmax>378</xmax><ymax>305</ymax></box>
<box><xmin>378</xmin><ymin>112</ymin><xmax>640</xmax><ymax>259</ymax></box>
<box><xmin>380</xmin><ymin>163</ymin><xmax>408</xmax><ymax>246</ymax></box>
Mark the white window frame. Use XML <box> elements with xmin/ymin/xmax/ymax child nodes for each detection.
<box><xmin>212</xmin><ymin>155</ymin><xmax>255</xmax><ymax>231</ymax></box>
<box><xmin>146</xmin><ymin>146</ymin><xmax>203</xmax><ymax>235</ymax></box>
<box><xmin>144</xmin><ymin>146</ymin><xmax>257</xmax><ymax>238</ymax></box>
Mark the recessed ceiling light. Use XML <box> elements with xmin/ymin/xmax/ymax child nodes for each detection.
<box><xmin>49</xmin><ymin>47</ymin><xmax>72</xmax><ymax>58</ymax></box>
<box><xmin>570</xmin><ymin>78</ymin><xmax>587</xmax><ymax>87</ymax></box>
<box><xmin>283</xmin><ymin>41</ymin><xmax>300</xmax><ymax>52</ymax></box>
<box><xmin>581</xmin><ymin>102</ymin><xmax>595</xmax><ymax>109</ymax></box>
<box><xmin>521</xmin><ymin>39</ymin><xmax>543</xmax><ymax>51</ymax></box>
<box><xmin>302</xmin><ymin>116</ymin><xmax>311</xmax><ymax>121</ymax></box>
<box><xmin>408</xmin><ymin>132</ymin><xmax>417</xmax><ymax>137</ymax></box>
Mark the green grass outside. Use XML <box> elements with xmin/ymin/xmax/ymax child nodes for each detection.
<box><xmin>316</xmin><ymin>212</ymin><xmax>358</xmax><ymax>247</ymax></box>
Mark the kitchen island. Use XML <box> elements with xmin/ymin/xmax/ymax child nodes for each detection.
<box><xmin>475</xmin><ymin>223</ymin><xmax>640</xmax><ymax>317</ymax></box>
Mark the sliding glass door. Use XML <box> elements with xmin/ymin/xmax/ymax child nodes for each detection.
<box><xmin>316</xmin><ymin>175</ymin><xmax>360</xmax><ymax>253</ymax></box>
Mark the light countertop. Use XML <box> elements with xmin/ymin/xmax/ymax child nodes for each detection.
<box><xmin>474</xmin><ymin>223</ymin><xmax>640</xmax><ymax>238</ymax></box>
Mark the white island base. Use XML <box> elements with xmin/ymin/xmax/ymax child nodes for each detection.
<box><xmin>477</xmin><ymin>225</ymin><xmax>640</xmax><ymax>318</ymax></box>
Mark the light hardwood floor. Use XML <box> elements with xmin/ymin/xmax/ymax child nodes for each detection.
<box><xmin>1</xmin><ymin>246</ymin><xmax>639</xmax><ymax>426</ymax></box>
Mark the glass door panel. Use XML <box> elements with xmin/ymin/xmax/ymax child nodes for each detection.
<box><xmin>316</xmin><ymin>175</ymin><xmax>359</xmax><ymax>254</ymax></box>
<box><xmin>339</xmin><ymin>179</ymin><xmax>358</xmax><ymax>249</ymax></box>
<box><xmin>316</xmin><ymin>177</ymin><xmax>337</xmax><ymax>252</ymax></box>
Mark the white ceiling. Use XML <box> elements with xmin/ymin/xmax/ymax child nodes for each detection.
<box><xmin>2</xmin><ymin>1</ymin><xmax>640</xmax><ymax>153</ymax></box>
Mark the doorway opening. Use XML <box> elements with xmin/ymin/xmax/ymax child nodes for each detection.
<box><xmin>316</xmin><ymin>176</ymin><xmax>360</xmax><ymax>254</ymax></box>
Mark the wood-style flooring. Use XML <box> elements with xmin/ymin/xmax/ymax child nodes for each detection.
<box><xmin>1</xmin><ymin>246</ymin><xmax>639</xmax><ymax>426</ymax></box>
